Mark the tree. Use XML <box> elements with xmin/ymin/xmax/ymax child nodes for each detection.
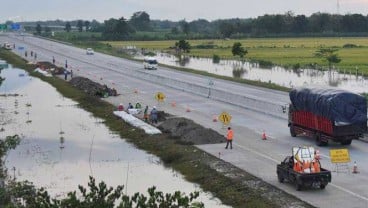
<box><xmin>102</xmin><ymin>17</ymin><xmax>135</xmax><ymax>40</ymax></box>
<box><xmin>175</xmin><ymin>39</ymin><xmax>191</xmax><ymax>53</ymax></box>
<box><xmin>179</xmin><ymin>20</ymin><xmax>190</xmax><ymax>35</ymax></box>
<box><xmin>315</xmin><ymin>48</ymin><xmax>341</xmax><ymax>70</ymax></box>
<box><xmin>129</xmin><ymin>11</ymin><xmax>151</xmax><ymax>31</ymax></box>
<box><xmin>44</xmin><ymin>26</ymin><xmax>51</xmax><ymax>35</ymax></box>
<box><xmin>77</xmin><ymin>20</ymin><xmax>83</xmax><ymax>32</ymax></box>
<box><xmin>219</xmin><ymin>22</ymin><xmax>234</xmax><ymax>38</ymax></box>
<box><xmin>7</xmin><ymin>176</ymin><xmax>204</xmax><ymax>208</ymax></box>
<box><xmin>35</xmin><ymin>24</ymin><xmax>42</xmax><ymax>35</ymax></box>
<box><xmin>232</xmin><ymin>42</ymin><xmax>247</xmax><ymax>58</ymax></box>
<box><xmin>171</xmin><ymin>27</ymin><xmax>179</xmax><ymax>34</ymax></box>
<box><xmin>84</xmin><ymin>20</ymin><xmax>90</xmax><ymax>31</ymax></box>
<box><xmin>65</xmin><ymin>22</ymin><xmax>71</xmax><ymax>32</ymax></box>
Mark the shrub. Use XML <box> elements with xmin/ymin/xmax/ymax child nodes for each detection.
<box><xmin>212</xmin><ymin>54</ymin><xmax>220</xmax><ymax>63</ymax></box>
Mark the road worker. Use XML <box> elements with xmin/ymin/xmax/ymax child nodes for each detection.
<box><xmin>225</xmin><ymin>127</ymin><xmax>233</xmax><ymax>149</ymax></box>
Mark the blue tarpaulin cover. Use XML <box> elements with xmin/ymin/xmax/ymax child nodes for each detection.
<box><xmin>290</xmin><ymin>88</ymin><xmax>367</xmax><ymax>125</ymax></box>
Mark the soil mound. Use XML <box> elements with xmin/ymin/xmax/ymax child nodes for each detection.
<box><xmin>69</xmin><ymin>77</ymin><xmax>117</xmax><ymax>97</ymax></box>
<box><xmin>159</xmin><ymin>117</ymin><xmax>226</xmax><ymax>145</ymax></box>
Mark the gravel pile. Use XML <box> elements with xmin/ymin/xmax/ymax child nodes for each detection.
<box><xmin>69</xmin><ymin>76</ymin><xmax>117</xmax><ymax>97</ymax></box>
<box><xmin>159</xmin><ymin>117</ymin><xmax>226</xmax><ymax>145</ymax></box>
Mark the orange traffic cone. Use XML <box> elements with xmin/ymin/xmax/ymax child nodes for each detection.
<box><xmin>171</xmin><ymin>101</ymin><xmax>176</xmax><ymax>107</ymax></box>
<box><xmin>213</xmin><ymin>115</ymin><xmax>218</xmax><ymax>122</ymax></box>
<box><xmin>262</xmin><ymin>130</ymin><xmax>267</xmax><ymax>140</ymax></box>
<box><xmin>352</xmin><ymin>161</ymin><xmax>359</xmax><ymax>174</ymax></box>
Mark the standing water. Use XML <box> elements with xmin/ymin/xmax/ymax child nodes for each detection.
<box><xmin>0</xmin><ymin>65</ymin><xmax>229</xmax><ymax>207</ymax></box>
<box><xmin>137</xmin><ymin>53</ymin><xmax>368</xmax><ymax>94</ymax></box>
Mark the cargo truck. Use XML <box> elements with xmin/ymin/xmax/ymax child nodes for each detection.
<box><xmin>288</xmin><ymin>88</ymin><xmax>367</xmax><ymax>146</ymax></box>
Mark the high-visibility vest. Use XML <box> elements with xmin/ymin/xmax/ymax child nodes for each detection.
<box><xmin>227</xmin><ymin>130</ymin><xmax>233</xmax><ymax>140</ymax></box>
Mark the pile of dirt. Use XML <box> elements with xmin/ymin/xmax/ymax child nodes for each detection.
<box><xmin>36</xmin><ymin>61</ymin><xmax>65</xmax><ymax>75</ymax></box>
<box><xmin>69</xmin><ymin>77</ymin><xmax>117</xmax><ymax>97</ymax></box>
<box><xmin>158</xmin><ymin>117</ymin><xmax>226</xmax><ymax>145</ymax></box>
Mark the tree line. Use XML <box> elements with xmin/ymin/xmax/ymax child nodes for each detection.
<box><xmin>15</xmin><ymin>11</ymin><xmax>368</xmax><ymax>40</ymax></box>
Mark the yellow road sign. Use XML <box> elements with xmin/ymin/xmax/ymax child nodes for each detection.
<box><xmin>329</xmin><ymin>149</ymin><xmax>350</xmax><ymax>163</ymax></box>
<box><xmin>155</xmin><ymin>92</ymin><xmax>166</xmax><ymax>102</ymax></box>
<box><xmin>218</xmin><ymin>112</ymin><xmax>232</xmax><ymax>125</ymax></box>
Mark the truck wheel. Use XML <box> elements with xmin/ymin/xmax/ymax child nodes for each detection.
<box><xmin>290</xmin><ymin>125</ymin><xmax>296</xmax><ymax>137</ymax></box>
<box><xmin>278</xmin><ymin>175</ymin><xmax>284</xmax><ymax>183</ymax></box>
<box><xmin>341</xmin><ymin>139</ymin><xmax>352</xmax><ymax>145</ymax></box>
<box><xmin>314</xmin><ymin>134</ymin><xmax>323</xmax><ymax>146</ymax></box>
<box><xmin>296</xmin><ymin>183</ymin><xmax>302</xmax><ymax>191</ymax></box>
<box><xmin>320</xmin><ymin>184</ymin><xmax>326</xmax><ymax>189</ymax></box>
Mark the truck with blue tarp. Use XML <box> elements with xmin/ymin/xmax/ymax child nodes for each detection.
<box><xmin>288</xmin><ymin>87</ymin><xmax>367</xmax><ymax>146</ymax></box>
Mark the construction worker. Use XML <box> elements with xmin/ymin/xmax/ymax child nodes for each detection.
<box><xmin>225</xmin><ymin>127</ymin><xmax>233</xmax><ymax>149</ymax></box>
<box><xmin>118</xmin><ymin>103</ymin><xmax>124</xmax><ymax>111</ymax></box>
<box><xmin>143</xmin><ymin>106</ymin><xmax>149</xmax><ymax>122</ymax></box>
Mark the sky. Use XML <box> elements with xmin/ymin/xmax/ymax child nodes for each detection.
<box><xmin>0</xmin><ymin>0</ymin><xmax>368</xmax><ymax>23</ymax></box>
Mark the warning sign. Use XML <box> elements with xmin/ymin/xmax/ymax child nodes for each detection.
<box><xmin>330</xmin><ymin>149</ymin><xmax>350</xmax><ymax>163</ymax></box>
<box><xmin>218</xmin><ymin>112</ymin><xmax>232</xmax><ymax>125</ymax></box>
<box><xmin>155</xmin><ymin>92</ymin><xmax>166</xmax><ymax>102</ymax></box>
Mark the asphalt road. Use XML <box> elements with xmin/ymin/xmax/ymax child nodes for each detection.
<box><xmin>2</xmin><ymin>33</ymin><xmax>368</xmax><ymax>208</ymax></box>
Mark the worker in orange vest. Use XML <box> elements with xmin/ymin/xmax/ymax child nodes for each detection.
<box><xmin>225</xmin><ymin>127</ymin><xmax>233</xmax><ymax>149</ymax></box>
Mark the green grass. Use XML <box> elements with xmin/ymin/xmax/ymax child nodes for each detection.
<box><xmin>0</xmin><ymin>48</ymin><xmax>313</xmax><ymax>208</ymax></box>
<box><xmin>107</xmin><ymin>37</ymin><xmax>368</xmax><ymax>73</ymax></box>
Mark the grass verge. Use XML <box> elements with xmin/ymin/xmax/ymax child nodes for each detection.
<box><xmin>0</xmin><ymin>48</ymin><xmax>313</xmax><ymax>208</ymax></box>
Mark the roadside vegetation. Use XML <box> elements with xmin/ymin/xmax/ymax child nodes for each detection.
<box><xmin>0</xmin><ymin>48</ymin><xmax>313</xmax><ymax>207</ymax></box>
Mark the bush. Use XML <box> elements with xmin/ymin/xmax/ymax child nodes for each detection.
<box><xmin>343</xmin><ymin>43</ymin><xmax>359</xmax><ymax>48</ymax></box>
<box><xmin>212</xmin><ymin>54</ymin><xmax>220</xmax><ymax>63</ymax></box>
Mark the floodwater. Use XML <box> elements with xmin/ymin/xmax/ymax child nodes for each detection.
<box><xmin>138</xmin><ymin>53</ymin><xmax>368</xmax><ymax>94</ymax></box>
<box><xmin>0</xmin><ymin>66</ymin><xmax>229</xmax><ymax>207</ymax></box>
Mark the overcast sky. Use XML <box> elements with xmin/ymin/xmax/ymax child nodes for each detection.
<box><xmin>1</xmin><ymin>0</ymin><xmax>368</xmax><ymax>23</ymax></box>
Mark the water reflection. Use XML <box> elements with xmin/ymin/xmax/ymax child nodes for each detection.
<box><xmin>137</xmin><ymin>53</ymin><xmax>368</xmax><ymax>93</ymax></box>
<box><xmin>0</xmin><ymin>67</ymin><xmax>229</xmax><ymax>207</ymax></box>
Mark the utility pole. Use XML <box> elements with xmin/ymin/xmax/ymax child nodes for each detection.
<box><xmin>337</xmin><ymin>0</ymin><xmax>340</xmax><ymax>14</ymax></box>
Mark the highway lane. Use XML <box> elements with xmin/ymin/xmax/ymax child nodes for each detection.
<box><xmin>2</xmin><ymin>33</ymin><xmax>368</xmax><ymax>208</ymax></box>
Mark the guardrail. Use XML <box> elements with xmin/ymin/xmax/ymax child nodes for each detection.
<box><xmin>125</xmin><ymin>69</ymin><xmax>289</xmax><ymax>119</ymax></box>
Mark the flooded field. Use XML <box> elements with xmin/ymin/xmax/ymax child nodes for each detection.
<box><xmin>137</xmin><ymin>53</ymin><xmax>368</xmax><ymax>94</ymax></box>
<box><xmin>0</xmin><ymin>66</ymin><xmax>228</xmax><ymax>207</ymax></box>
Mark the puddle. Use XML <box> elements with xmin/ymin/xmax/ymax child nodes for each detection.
<box><xmin>136</xmin><ymin>53</ymin><xmax>368</xmax><ymax>93</ymax></box>
<box><xmin>0</xmin><ymin>66</ymin><xmax>229</xmax><ymax>207</ymax></box>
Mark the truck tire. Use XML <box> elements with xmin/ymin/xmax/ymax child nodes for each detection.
<box><xmin>314</xmin><ymin>133</ymin><xmax>323</xmax><ymax>146</ymax></box>
<box><xmin>296</xmin><ymin>183</ymin><xmax>302</xmax><ymax>191</ymax></box>
<box><xmin>341</xmin><ymin>139</ymin><xmax>352</xmax><ymax>145</ymax></box>
<box><xmin>290</xmin><ymin>125</ymin><xmax>296</xmax><ymax>137</ymax></box>
<box><xmin>277</xmin><ymin>174</ymin><xmax>284</xmax><ymax>183</ymax></box>
<box><xmin>320</xmin><ymin>184</ymin><xmax>326</xmax><ymax>189</ymax></box>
